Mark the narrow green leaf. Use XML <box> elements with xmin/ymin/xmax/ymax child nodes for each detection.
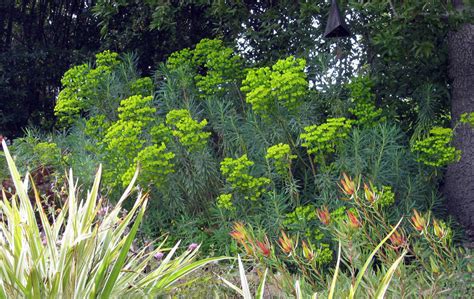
<box><xmin>256</xmin><ymin>268</ymin><xmax>268</xmax><ymax>299</ymax></box>
<box><xmin>329</xmin><ymin>242</ymin><xmax>342</xmax><ymax>299</ymax></box>
<box><xmin>221</xmin><ymin>277</ymin><xmax>245</xmax><ymax>297</ymax></box>
<box><xmin>375</xmin><ymin>250</ymin><xmax>407</xmax><ymax>299</ymax></box>
<box><xmin>238</xmin><ymin>255</ymin><xmax>252</xmax><ymax>299</ymax></box>
<box><xmin>349</xmin><ymin>218</ymin><xmax>403</xmax><ymax>298</ymax></box>
<box><xmin>99</xmin><ymin>198</ymin><xmax>147</xmax><ymax>299</ymax></box>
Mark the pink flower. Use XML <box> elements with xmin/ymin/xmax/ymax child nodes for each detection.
<box><xmin>154</xmin><ymin>252</ymin><xmax>164</xmax><ymax>261</ymax></box>
<box><xmin>40</xmin><ymin>231</ymin><xmax>47</xmax><ymax>246</ymax></box>
<box><xmin>188</xmin><ymin>243</ymin><xmax>198</xmax><ymax>251</ymax></box>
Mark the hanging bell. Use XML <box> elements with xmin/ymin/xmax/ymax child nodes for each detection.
<box><xmin>324</xmin><ymin>0</ymin><xmax>351</xmax><ymax>38</ymax></box>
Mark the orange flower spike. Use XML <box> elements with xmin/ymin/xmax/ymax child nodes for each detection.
<box><xmin>316</xmin><ymin>206</ymin><xmax>331</xmax><ymax>225</ymax></box>
<box><xmin>347</xmin><ymin>211</ymin><xmax>362</xmax><ymax>229</ymax></box>
<box><xmin>339</xmin><ymin>173</ymin><xmax>356</xmax><ymax>197</ymax></box>
<box><xmin>256</xmin><ymin>237</ymin><xmax>271</xmax><ymax>257</ymax></box>
<box><xmin>302</xmin><ymin>240</ymin><xmax>314</xmax><ymax>261</ymax></box>
<box><xmin>229</xmin><ymin>231</ymin><xmax>243</xmax><ymax>242</ymax></box>
<box><xmin>230</xmin><ymin>222</ymin><xmax>248</xmax><ymax>242</ymax></box>
<box><xmin>364</xmin><ymin>183</ymin><xmax>376</xmax><ymax>203</ymax></box>
<box><xmin>411</xmin><ymin>209</ymin><xmax>426</xmax><ymax>232</ymax></box>
<box><xmin>278</xmin><ymin>231</ymin><xmax>294</xmax><ymax>254</ymax></box>
<box><xmin>433</xmin><ymin>219</ymin><xmax>445</xmax><ymax>239</ymax></box>
<box><xmin>389</xmin><ymin>229</ymin><xmax>406</xmax><ymax>249</ymax></box>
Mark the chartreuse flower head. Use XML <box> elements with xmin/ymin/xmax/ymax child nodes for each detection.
<box><xmin>412</xmin><ymin>127</ymin><xmax>460</xmax><ymax>167</ymax></box>
<box><xmin>130</xmin><ymin>77</ymin><xmax>154</xmax><ymax>96</ymax></box>
<box><xmin>118</xmin><ymin>95</ymin><xmax>156</xmax><ymax>122</ymax></box>
<box><xmin>265</xmin><ymin>143</ymin><xmax>296</xmax><ymax>176</ymax></box>
<box><xmin>241</xmin><ymin>56</ymin><xmax>307</xmax><ymax>118</ymax></box>
<box><xmin>300</xmin><ymin>117</ymin><xmax>352</xmax><ymax>163</ymax></box>
<box><xmin>95</xmin><ymin>50</ymin><xmax>120</xmax><ymax>68</ymax></box>
<box><xmin>54</xmin><ymin>50</ymin><xmax>120</xmax><ymax>127</ymax></box>
<box><xmin>166</xmin><ymin>39</ymin><xmax>243</xmax><ymax>97</ymax></box>
<box><xmin>348</xmin><ymin>75</ymin><xmax>384</xmax><ymax>127</ymax></box>
<box><xmin>166</xmin><ymin>109</ymin><xmax>211</xmax><ymax>152</ymax></box>
<box><xmin>216</xmin><ymin>193</ymin><xmax>235</xmax><ymax>211</ymax></box>
<box><xmin>121</xmin><ymin>143</ymin><xmax>175</xmax><ymax>187</ymax></box>
<box><xmin>102</xmin><ymin>94</ymin><xmax>157</xmax><ymax>187</ymax></box>
<box><xmin>220</xmin><ymin>154</ymin><xmax>270</xmax><ymax>201</ymax></box>
<box><xmin>193</xmin><ymin>39</ymin><xmax>243</xmax><ymax>96</ymax></box>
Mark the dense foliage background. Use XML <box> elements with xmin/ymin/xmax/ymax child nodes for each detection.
<box><xmin>0</xmin><ymin>0</ymin><xmax>473</xmax><ymax>297</ymax></box>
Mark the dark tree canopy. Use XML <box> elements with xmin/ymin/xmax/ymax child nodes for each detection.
<box><xmin>0</xmin><ymin>0</ymin><xmax>100</xmax><ymax>137</ymax></box>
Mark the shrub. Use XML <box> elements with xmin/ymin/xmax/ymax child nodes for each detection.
<box><xmin>38</xmin><ymin>39</ymin><xmax>465</xmax><ymax>265</ymax></box>
<box><xmin>229</xmin><ymin>173</ymin><xmax>471</xmax><ymax>297</ymax></box>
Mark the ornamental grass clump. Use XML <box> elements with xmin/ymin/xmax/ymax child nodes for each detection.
<box><xmin>0</xmin><ymin>140</ymin><xmax>225</xmax><ymax>298</ymax></box>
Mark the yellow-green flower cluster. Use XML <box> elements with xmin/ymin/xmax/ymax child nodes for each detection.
<box><xmin>95</xmin><ymin>50</ymin><xmax>120</xmax><ymax>68</ymax></box>
<box><xmin>118</xmin><ymin>95</ymin><xmax>156</xmax><ymax>122</ymax></box>
<box><xmin>460</xmin><ymin>112</ymin><xmax>474</xmax><ymax>127</ymax></box>
<box><xmin>241</xmin><ymin>56</ymin><xmax>307</xmax><ymax>118</ymax></box>
<box><xmin>55</xmin><ymin>51</ymin><xmax>120</xmax><ymax>127</ymax></box>
<box><xmin>374</xmin><ymin>185</ymin><xmax>395</xmax><ymax>208</ymax></box>
<box><xmin>33</xmin><ymin>142</ymin><xmax>62</xmax><ymax>166</ymax></box>
<box><xmin>348</xmin><ymin>76</ymin><xmax>384</xmax><ymax>127</ymax></box>
<box><xmin>104</xmin><ymin>121</ymin><xmax>146</xmax><ymax>162</ymax></box>
<box><xmin>265</xmin><ymin>143</ymin><xmax>296</xmax><ymax>176</ymax></box>
<box><xmin>121</xmin><ymin>143</ymin><xmax>175</xmax><ymax>187</ymax></box>
<box><xmin>103</xmin><ymin>95</ymin><xmax>158</xmax><ymax>185</ymax></box>
<box><xmin>150</xmin><ymin>123</ymin><xmax>172</xmax><ymax>145</ymax></box>
<box><xmin>85</xmin><ymin>114</ymin><xmax>110</xmax><ymax>141</ymax></box>
<box><xmin>166</xmin><ymin>109</ymin><xmax>210</xmax><ymax>152</ymax></box>
<box><xmin>216</xmin><ymin>193</ymin><xmax>235</xmax><ymax>211</ymax></box>
<box><xmin>300</xmin><ymin>117</ymin><xmax>352</xmax><ymax>162</ymax></box>
<box><xmin>412</xmin><ymin>127</ymin><xmax>461</xmax><ymax>167</ymax></box>
<box><xmin>193</xmin><ymin>39</ymin><xmax>243</xmax><ymax>97</ymax></box>
<box><xmin>54</xmin><ymin>64</ymin><xmax>91</xmax><ymax>126</ymax></box>
<box><xmin>283</xmin><ymin>205</ymin><xmax>316</xmax><ymax>226</ymax></box>
<box><xmin>220</xmin><ymin>154</ymin><xmax>270</xmax><ymax>201</ymax></box>
<box><xmin>166</xmin><ymin>39</ymin><xmax>243</xmax><ymax>97</ymax></box>
<box><xmin>166</xmin><ymin>47</ymin><xmax>194</xmax><ymax>70</ymax></box>
<box><xmin>130</xmin><ymin>77</ymin><xmax>154</xmax><ymax>96</ymax></box>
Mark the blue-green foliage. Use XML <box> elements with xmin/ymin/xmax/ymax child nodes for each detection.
<box><xmin>6</xmin><ymin>39</ymin><xmax>453</xmax><ymax>257</ymax></box>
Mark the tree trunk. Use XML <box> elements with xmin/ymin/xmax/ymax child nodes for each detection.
<box><xmin>445</xmin><ymin>22</ymin><xmax>474</xmax><ymax>238</ymax></box>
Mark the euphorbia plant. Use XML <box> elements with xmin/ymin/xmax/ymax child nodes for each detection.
<box><xmin>0</xmin><ymin>140</ymin><xmax>225</xmax><ymax>298</ymax></box>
